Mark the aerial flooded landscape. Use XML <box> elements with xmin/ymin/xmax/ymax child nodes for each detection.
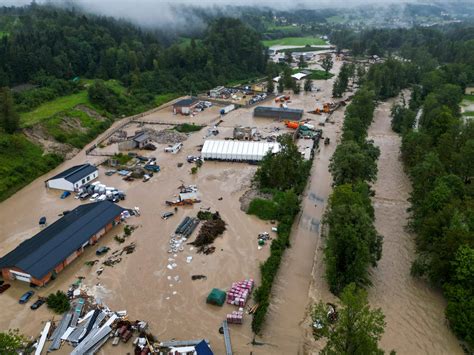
<box><xmin>0</xmin><ymin>0</ymin><xmax>472</xmax><ymax>354</ymax></box>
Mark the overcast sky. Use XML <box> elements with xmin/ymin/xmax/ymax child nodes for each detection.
<box><xmin>0</xmin><ymin>0</ymin><xmax>459</xmax><ymax>29</ymax></box>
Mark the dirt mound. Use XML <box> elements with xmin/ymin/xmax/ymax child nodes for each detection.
<box><xmin>146</xmin><ymin>128</ymin><xmax>187</xmax><ymax>144</ymax></box>
<box><xmin>23</xmin><ymin>125</ymin><xmax>78</xmax><ymax>159</ymax></box>
<box><xmin>59</xmin><ymin>116</ymin><xmax>88</xmax><ymax>133</ymax></box>
<box><xmin>75</xmin><ymin>105</ymin><xmax>106</xmax><ymax>120</ymax></box>
<box><xmin>239</xmin><ymin>188</ymin><xmax>273</xmax><ymax>212</ymax></box>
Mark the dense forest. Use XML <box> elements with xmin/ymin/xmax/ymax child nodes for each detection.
<box><xmin>0</xmin><ymin>4</ymin><xmax>267</xmax><ymax>201</ymax></box>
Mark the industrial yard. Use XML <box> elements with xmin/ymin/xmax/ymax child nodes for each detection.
<box><xmin>0</xmin><ymin>53</ymin><xmax>344</xmax><ymax>354</ymax></box>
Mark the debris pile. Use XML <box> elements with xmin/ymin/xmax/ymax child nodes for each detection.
<box><xmin>102</xmin><ymin>242</ymin><xmax>136</xmax><ymax>267</ymax></box>
<box><xmin>190</xmin><ymin>212</ymin><xmax>226</xmax><ymax>253</ymax></box>
<box><xmin>226</xmin><ymin>279</ymin><xmax>254</xmax><ymax>307</ymax></box>
<box><xmin>153</xmin><ymin>129</ymin><xmax>187</xmax><ymax>144</ymax></box>
<box><xmin>257</xmin><ymin>232</ymin><xmax>271</xmax><ymax>249</ymax></box>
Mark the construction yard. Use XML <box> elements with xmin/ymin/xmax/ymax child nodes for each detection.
<box><xmin>0</xmin><ymin>55</ymin><xmax>345</xmax><ymax>354</ymax></box>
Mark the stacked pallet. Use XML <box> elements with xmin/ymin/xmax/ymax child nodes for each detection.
<box><xmin>226</xmin><ymin>279</ymin><xmax>254</xmax><ymax>307</ymax></box>
<box><xmin>226</xmin><ymin>310</ymin><xmax>244</xmax><ymax>324</ymax></box>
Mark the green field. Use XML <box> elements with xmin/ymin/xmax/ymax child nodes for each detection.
<box><xmin>155</xmin><ymin>93</ymin><xmax>180</xmax><ymax>106</ymax></box>
<box><xmin>263</xmin><ymin>36</ymin><xmax>326</xmax><ymax>47</ymax></box>
<box><xmin>463</xmin><ymin>94</ymin><xmax>474</xmax><ymax>102</ymax></box>
<box><xmin>20</xmin><ymin>91</ymin><xmax>90</xmax><ymax>127</ymax></box>
<box><xmin>463</xmin><ymin>111</ymin><xmax>474</xmax><ymax>116</ymax></box>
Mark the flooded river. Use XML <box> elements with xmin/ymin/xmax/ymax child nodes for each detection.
<box><xmin>366</xmin><ymin>95</ymin><xmax>463</xmax><ymax>354</ymax></box>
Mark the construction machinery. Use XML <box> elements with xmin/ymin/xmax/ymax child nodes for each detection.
<box><xmin>284</xmin><ymin>120</ymin><xmax>301</xmax><ymax>129</ymax></box>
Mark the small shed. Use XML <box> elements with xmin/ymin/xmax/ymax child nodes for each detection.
<box><xmin>206</xmin><ymin>288</ymin><xmax>226</xmax><ymax>306</ymax></box>
<box><xmin>173</xmin><ymin>98</ymin><xmax>200</xmax><ymax>115</ymax></box>
<box><xmin>132</xmin><ymin>132</ymin><xmax>152</xmax><ymax>149</ymax></box>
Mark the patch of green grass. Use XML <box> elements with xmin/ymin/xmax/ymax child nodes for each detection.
<box><xmin>20</xmin><ymin>91</ymin><xmax>89</xmax><ymax>127</ymax></box>
<box><xmin>463</xmin><ymin>111</ymin><xmax>474</xmax><ymax>117</ymax></box>
<box><xmin>291</xmin><ymin>68</ymin><xmax>334</xmax><ymax>80</ymax></box>
<box><xmin>155</xmin><ymin>93</ymin><xmax>180</xmax><ymax>107</ymax></box>
<box><xmin>463</xmin><ymin>94</ymin><xmax>474</xmax><ymax>102</ymax></box>
<box><xmin>177</xmin><ymin>37</ymin><xmax>202</xmax><ymax>49</ymax></box>
<box><xmin>174</xmin><ymin>123</ymin><xmax>203</xmax><ymax>133</ymax></box>
<box><xmin>0</xmin><ymin>133</ymin><xmax>63</xmax><ymax>202</ymax></box>
<box><xmin>113</xmin><ymin>153</ymin><xmax>133</xmax><ymax>165</ymax></box>
<box><xmin>262</xmin><ymin>36</ymin><xmax>326</xmax><ymax>47</ymax></box>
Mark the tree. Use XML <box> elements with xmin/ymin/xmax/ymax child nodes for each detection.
<box><xmin>254</xmin><ymin>134</ymin><xmax>311</xmax><ymax>194</ymax></box>
<box><xmin>46</xmin><ymin>290</ymin><xmax>71</xmax><ymax>314</ymax></box>
<box><xmin>277</xmin><ymin>79</ymin><xmax>284</xmax><ymax>93</ymax></box>
<box><xmin>312</xmin><ymin>283</ymin><xmax>386</xmax><ymax>355</ymax></box>
<box><xmin>283</xmin><ymin>66</ymin><xmax>293</xmax><ymax>90</ymax></box>
<box><xmin>294</xmin><ymin>82</ymin><xmax>301</xmax><ymax>94</ymax></box>
<box><xmin>285</xmin><ymin>51</ymin><xmax>293</xmax><ymax>64</ymax></box>
<box><xmin>267</xmin><ymin>75</ymin><xmax>275</xmax><ymax>93</ymax></box>
<box><xmin>298</xmin><ymin>54</ymin><xmax>307</xmax><ymax>69</ymax></box>
<box><xmin>329</xmin><ymin>140</ymin><xmax>380</xmax><ymax>186</ymax></box>
<box><xmin>0</xmin><ymin>87</ymin><xmax>20</xmax><ymax>134</ymax></box>
<box><xmin>304</xmin><ymin>78</ymin><xmax>312</xmax><ymax>92</ymax></box>
<box><xmin>444</xmin><ymin>245</ymin><xmax>474</xmax><ymax>348</ymax></box>
<box><xmin>0</xmin><ymin>329</ymin><xmax>27</xmax><ymax>355</ymax></box>
<box><xmin>321</xmin><ymin>56</ymin><xmax>334</xmax><ymax>79</ymax></box>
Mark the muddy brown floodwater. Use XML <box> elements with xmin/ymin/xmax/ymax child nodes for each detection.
<box><xmin>366</xmin><ymin>94</ymin><xmax>463</xmax><ymax>354</ymax></box>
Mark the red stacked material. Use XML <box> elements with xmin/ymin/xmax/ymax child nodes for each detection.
<box><xmin>226</xmin><ymin>279</ymin><xmax>254</xmax><ymax>307</ymax></box>
<box><xmin>226</xmin><ymin>310</ymin><xmax>244</xmax><ymax>324</ymax></box>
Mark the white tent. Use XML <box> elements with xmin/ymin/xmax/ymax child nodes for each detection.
<box><xmin>201</xmin><ymin>140</ymin><xmax>281</xmax><ymax>162</ymax></box>
<box><xmin>291</xmin><ymin>72</ymin><xmax>308</xmax><ymax>80</ymax></box>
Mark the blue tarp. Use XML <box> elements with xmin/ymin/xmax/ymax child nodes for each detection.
<box><xmin>195</xmin><ymin>340</ymin><xmax>213</xmax><ymax>355</ymax></box>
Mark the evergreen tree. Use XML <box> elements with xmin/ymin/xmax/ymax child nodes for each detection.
<box><xmin>277</xmin><ymin>79</ymin><xmax>284</xmax><ymax>93</ymax></box>
<box><xmin>0</xmin><ymin>87</ymin><xmax>20</xmax><ymax>134</ymax></box>
<box><xmin>267</xmin><ymin>75</ymin><xmax>275</xmax><ymax>93</ymax></box>
<box><xmin>322</xmin><ymin>56</ymin><xmax>334</xmax><ymax>79</ymax></box>
<box><xmin>294</xmin><ymin>82</ymin><xmax>301</xmax><ymax>94</ymax></box>
<box><xmin>304</xmin><ymin>78</ymin><xmax>312</xmax><ymax>92</ymax></box>
<box><xmin>285</xmin><ymin>51</ymin><xmax>293</xmax><ymax>65</ymax></box>
<box><xmin>298</xmin><ymin>55</ymin><xmax>307</xmax><ymax>69</ymax></box>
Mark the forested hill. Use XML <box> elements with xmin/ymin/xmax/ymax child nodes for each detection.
<box><xmin>0</xmin><ymin>5</ymin><xmax>266</xmax><ymax>91</ymax></box>
<box><xmin>0</xmin><ymin>5</ymin><xmax>160</xmax><ymax>86</ymax></box>
<box><xmin>0</xmin><ymin>4</ymin><xmax>266</xmax><ymax>202</ymax></box>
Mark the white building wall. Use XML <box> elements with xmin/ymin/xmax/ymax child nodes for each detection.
<box><xmin>48</xmin><ymin>178</ymin><xmax>74</xmax><ymax>191</ymax></box>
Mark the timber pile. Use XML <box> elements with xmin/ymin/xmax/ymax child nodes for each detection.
<box><xmin>190</xmin><ymin>212</ymin><xmax>226</xmax><ymax>253</ymax></box>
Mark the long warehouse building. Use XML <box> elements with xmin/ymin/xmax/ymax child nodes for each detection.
<box><xmin>201</xmin><ymin>140</ymin><xmax>280</xmax><ymax>161</ymax></box>
<box><xmin>254</xmin><ymin>106</ymin><xmax>304</xmax><ymax>121</ymax></box>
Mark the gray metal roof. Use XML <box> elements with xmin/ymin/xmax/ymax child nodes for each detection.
<box><xmin>174</xmin><ymin>98</ymin><xmax>199</xmax><ymax>107</ymax></box>
<box><xmin>0</xmin><ymin>201</ymin><xmax>124</xmax><ymax>279</ymax></box>
<box><xmin>48</xmin><ymin>164</ymin><xmax>98</xmax><ymax>183</ymax></box>
<box><xmin>133</xmin><ymin>132</ymin><xmax>149</xmax><ymax>143</ymax></box>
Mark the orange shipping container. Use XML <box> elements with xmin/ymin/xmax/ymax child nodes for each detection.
<box><xmin>286</xmin><ymin>121</ymin><xmax>300</xmax><ymax>129</ymax></box>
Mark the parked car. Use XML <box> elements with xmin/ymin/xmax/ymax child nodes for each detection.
<box><xmin>39</xmin><ymin>216</ymin><xmax>46</xmax><ymax>226</ymax></box>
<box><xmin>60</xmin><ymin>191</ymin><xmax>71</xmax><ymax>199</ymax></box>
<box><xmin>0</xmin><ymin>284</ymin><xmax>10</xmax><ymax>293</ymax></box>
<box><xmin>30</xmin><ymin>298</ymin><xmax>45</xmax><ymax>310</ymax></box>
<box><xmin>96</xmin><ymin>246</ymin><xmax>110</xmax><ymax>256</ymax></box>
<box><xmin>89</xmin><ymin>193</ymin><xmax>99</xmax><ymax>201</ymax></box>
<box><xmin>19</xmin><ymin>290</ymin><xmax>35</xmax><ymax>304</ymax></box>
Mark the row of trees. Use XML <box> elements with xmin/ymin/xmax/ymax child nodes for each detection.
<box><xmin>251</xmin><ymin>135</ymin><xmax>312</xmax><ymax>334</ymax></box>
<box><xmin>325</xmin><ymin>87</ymin><xmax>382</xmax><ymax>294</ymax></box>
<box><xmin>392</xmin><ymin>64</ymin><xmax>474</xmax><ymax>348</ymax></box>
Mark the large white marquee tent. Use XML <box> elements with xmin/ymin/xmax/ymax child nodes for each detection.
<box><xmin>201</xmin><ymin>140</ymin><xmax>281</xmax><ymax>162</ymax></box>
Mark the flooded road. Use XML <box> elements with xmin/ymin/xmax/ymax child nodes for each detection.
<box><xmin>367</xmin><ymin>95</ymin><xmax>463</xmax><ymax>354</ymax></box>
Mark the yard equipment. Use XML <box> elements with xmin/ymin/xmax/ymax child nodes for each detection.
<box><xmin>284</xmin><ymin>120</ymin><xmax>301</xmax><ymax>129</ymax></box>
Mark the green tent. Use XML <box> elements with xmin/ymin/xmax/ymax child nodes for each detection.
<box><xmin>206</xmin><ymin>288</ymin><xmax>226</xmax><ymax>306</ymax></box>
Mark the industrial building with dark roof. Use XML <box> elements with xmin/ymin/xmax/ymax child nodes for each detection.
<box><xmin>46</xmin><ymin>163</ymin><xmax>98</xmax><ymax>191</ymax></box>
<box><xmin>0</xmin><ymin>201</ymin><xmax>124</xmax><ymax>286</ymax></box>
<box><xmin>253</xmin><ymin>106</ymin><xmax>304</xmax><ymax>121</ymax></box>
<box><xmin>173</xmin><ymin>97</ymin><xmax>200</xmax><ymax>115</ymax></box>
